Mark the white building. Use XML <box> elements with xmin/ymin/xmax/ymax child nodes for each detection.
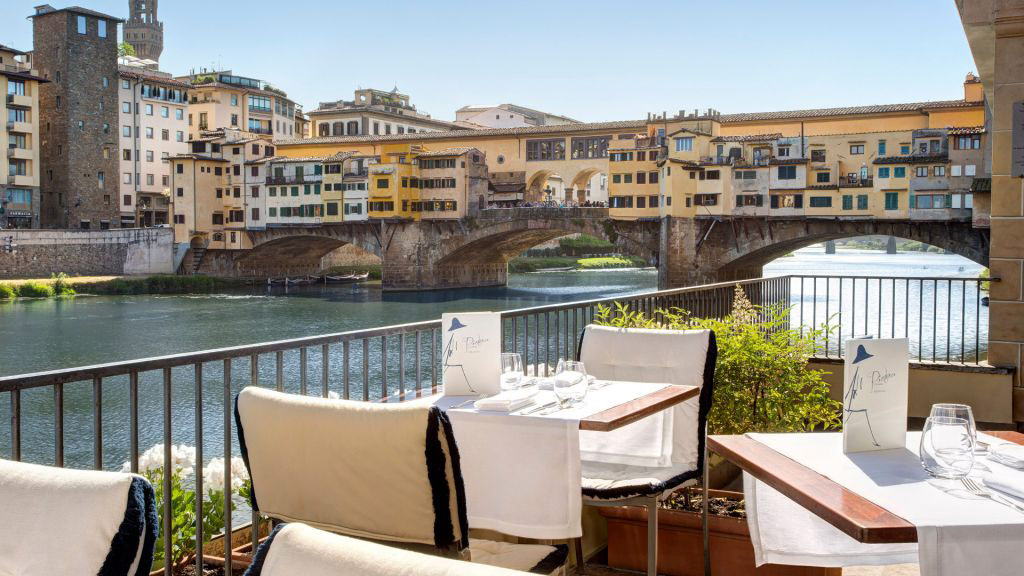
<box><xmin>306</xmin><ymin>87</ymin><xmax>461</xmax><ymax>138</ymax></box>
<box><xmin>454</xmin><ymin>103</ymin><xmax>580</xmax><ymax>129</ymax></box>
<box><xmin>117</xmin><ymin>56</ymin><xmax>190</xmax><ymax>226</ymax></box>
<box><xmin>263</xmin><ymin>157</ymin><xmax>325</xmax><ymax>226</ymax></box>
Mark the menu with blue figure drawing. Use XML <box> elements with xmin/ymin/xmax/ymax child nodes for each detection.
<box><xmin>441</xmin><ymin>312</ymin><xmax>502</xmax><ymax>397</ymax></box>
<box><xmin>843</xmin><ymin>338</ymin><xmax>909</xmax><ymax>453</ymax></box>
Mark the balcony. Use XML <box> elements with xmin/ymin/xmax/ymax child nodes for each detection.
<box><xmin>6</xmin><ymin>93</ymin><xmax>32</xmax><ymax>108</ymax></box>
<box><xmin>249</xmin><ymin>106</ymin><xmax>272</xmax><ymax>115</ymax></box>
<box><xmin>0</xmin><ymin>274</ymin><xmax>1002</xmax><ymax>575</ymax></box>
<box><xmin>249</xmin><ymin>126</ymin><xmax>273</xmax><ymax>135</ymax></box>
<box><xmin>7</xmin><ymin>174</ymin><xmax>34</xmax><ymax>186</ymax></box>
<box><xmin>6</xmin><ymin>120</ymin><xmax>32</xmax><ymax>133</ymax></box>
<box><xmin>266</xmin><ymin>174</ymin><xmax>321</xmax><ymax>185</ymax></box>
<box><xmin>839</xmin><ymin>176</ymin><xmax>873</xmax><ymax>188</ymax></box>
<box><xmin>7</xmin><ymin>147</ymin><xmax>32</xmax><ymax>160</ymax></box>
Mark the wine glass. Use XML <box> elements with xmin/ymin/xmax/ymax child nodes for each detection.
<box><xmin>500</xmin><ymin>353</ymin><xmax>524</xmax><ymax>391</ymax></box>
<box><xmin>919</xmin><ymin>416</ymin><xmax>975</xmax><ymax>479</ymax></box>
<box><xmin>929</xmin><ymin>403</ymin><xmax>983</xmax><ymax>453</ymax></box>
<box><xmin>554</xmin><ymin>359</ymin><xmax>587</xmax><ymax>407</ymax></box>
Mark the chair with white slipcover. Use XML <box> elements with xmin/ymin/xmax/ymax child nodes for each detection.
<box><xmin>576</xmin><ymin>324</ymin><xmax>717</xmax><ymax>576</ymax></box>
<box><xmin>235</xmin><ymin>387</ymin><xmax>568</xmax><ymax>575</ymax></box>
<box><xmin>244</xmin><ymin>522</ymin><xmax>538</xmax><ymax>576</ymax></box>
<box><xmin>0</xmin><ymin>459</ymin><xmax>158</xmax><ymax>576</ymax></box>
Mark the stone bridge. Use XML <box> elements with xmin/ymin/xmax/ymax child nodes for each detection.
<box><xmin>659</xmin><ymin>217</ymin><xmax>989</xmax><ymax>288</ymax></box>
<box><xmin>194</xmin><ymin>210</ymin><xmax>988</xmax><ymax>291</ymax></box>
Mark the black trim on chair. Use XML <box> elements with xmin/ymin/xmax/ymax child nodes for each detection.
<box><xmin>99</xmin><ymin>476</ymin><xmax>157</xmax><ymax>576</ymax></box>
<box><xmin>234</xmin><ymin>391</ymin><xmax>260</xmax><ymax>513</ymax></box>
<box><xmin>579</xmin><ymin>330</ymin><xmax>719</xmax><ymax>501</ymax></box>
<box><xmin>244</xmin><ymin>523</ymin><xmax>286</xmax><ymax>576</ymax></box>
<box><xmin>529</xmin><ymin>544</ymin><xmax>570</xmax><ymax>575</ymax></box>
<box><xmin>425</xmin><ymin>406</ymin><xmax>459</xmax><ymax>550</ymax></box>
<box><xmin>436</xmin><ymin>409</ymin><xmax>470</xmax><ymax>549</ymax></box>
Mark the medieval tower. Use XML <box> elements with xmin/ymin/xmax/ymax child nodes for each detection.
<box><xmin>124</xmin><ymin>0</ymin><xmax>163</xmax><ymax>62</ymax></box>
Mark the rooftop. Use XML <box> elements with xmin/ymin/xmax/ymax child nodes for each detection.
<box><xmin>31</xmin><ymin>4</ymin><xmax>124</xmax><ymax>22</ymax></box>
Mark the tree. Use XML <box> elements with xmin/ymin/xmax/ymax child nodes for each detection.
<box><xmin>118</xmin><ymin>42</ymin><xmax>136</xmax><ymax>58</ymax></box>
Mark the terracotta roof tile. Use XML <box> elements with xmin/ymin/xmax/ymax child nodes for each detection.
<box><xmin>711</xmin><ymin>133</ymin><xmax>783</xmax><ymax>143</ymax></box>
<box><xmin>719</xmin><ymin>100</ymin><xmax>977</xmax><ymax>123</ymax></box>
<box><xmin>873</xmin><ymin>154</ymin><xmax>948</xmax><ymax>165</ymax></box>
<box><xmin>947</xmin><ymin>126</ymin><xmax>985</xmax><ymax>136</ymax></box>
<box><xmin>416</xmin><ymin>147</ymin><xmax>481</xmax><ymax>158</ymax></box>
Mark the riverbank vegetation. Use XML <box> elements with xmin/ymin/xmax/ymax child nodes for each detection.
<box><xmin>0</xmin><ymin>274</ymin><xmax>244</xmax><ymax>299</ymax></box>
<box><xmin>509</xmin><ymin>255</ymin><xmax>647</xmax><ymax>272</ymax></box>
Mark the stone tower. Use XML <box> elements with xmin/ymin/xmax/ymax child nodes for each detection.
<box><xmin>124</xmin><ymin>0</ymin><xmax>163</xmax><ymax>62</ymax></box>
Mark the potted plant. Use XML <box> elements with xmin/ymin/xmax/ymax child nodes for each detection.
<box><xmin>595</xmin><ymin>286</ymin><xmax>842</xmax><ymax>576</ymax></box>
<box><xmin>122</xmin><ymin>445</ymin><xmax>252</xmax><ymax>575</ymax></box>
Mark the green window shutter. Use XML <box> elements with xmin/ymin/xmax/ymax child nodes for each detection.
<box><xmin>842</xmin><ymin>195</ymin><xmax>852</xmax><ymax>210</ymax></box>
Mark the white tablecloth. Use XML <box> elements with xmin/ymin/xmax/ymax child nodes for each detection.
<box><xmin>437</xmin><ymin>381</ymin><xmax>671</xmax><ymax>539</ymax></box>
<box><xmin>744</xmin><ymin>432</ymin><xmax>1024</xmax><ymax>576</ymax></box>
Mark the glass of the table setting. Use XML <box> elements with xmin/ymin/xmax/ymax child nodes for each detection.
<box><xmin>930</xmin><ymin>403</ymin><xmax>984</xmax><ymax>454</ymax></box>
<box><xmin>554</xmin><ymin>359</ymin><xmax>588</xmax><ymax>407</ymax></box>
<box><xmin>500</xmin><ymin>352</ymin><xmax>525</xmax><ymax>390</ymax></box>
<box><xmin>920</xmin><ymin>416</ymin><xmax>975</xmax><ymax>479</ymax></box>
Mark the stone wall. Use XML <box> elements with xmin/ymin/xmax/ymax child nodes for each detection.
<box><xmin>319</xmin><ymin>244</ymin><xmax>382</xmax><ymax>269</ymax></box>
<box><xmin>0</xmin><ymin>228</ymin><xmax>173</xmax><ymax>278</ymax></box>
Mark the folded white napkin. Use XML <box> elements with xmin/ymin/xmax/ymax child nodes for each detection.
<box><xmin>473</xmin><ymin>387</ymin><xmax>538</xmax><ymax>412</ymax></box>
<box><xmin>984</xmin><ymin>472</ymin><xmax>1024</xmax><ymax>501</ymax></box>
<box><xmin>988</xmin><ymin>443</ymin><xmax>1024</xmax><ymax>470</ymax></box>
<box><xmin>553</xmin><ymin>371</ymin><xmax>585</xmax><ymax>387</ymax></box>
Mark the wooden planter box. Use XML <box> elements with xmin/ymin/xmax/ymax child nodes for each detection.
<box><xmin>149</xmin><ymin>521</ymin><xmax>270</xmax><ymax>576</ymax></box>
<box><xmin>599</xmin><ymin>490</ymin><xmax>840</xmax><ymax>576</ymax></box>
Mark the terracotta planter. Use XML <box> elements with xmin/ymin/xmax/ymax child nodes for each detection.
<box><xmin>203</xmin><ymin>521</ymin><xmax>271</xmax><ymax>571</ymax></box>
<box><xmin>148</xmin><ymin>554</ymin><xmax>193</xmax><ymax>576</ymax></box>
<box><xmin>599</xmin><ymin>489</ymin><xmax>839</xmax><ymax>576</ymax></box>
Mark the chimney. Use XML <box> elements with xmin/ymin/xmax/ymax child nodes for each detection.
<box><xmin>963</xmin><ymin>72</ymin><xmax>983</xmax><ymax>102</ymax></box>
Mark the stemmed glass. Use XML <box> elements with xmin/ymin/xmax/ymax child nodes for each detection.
<box><xmin>919</xmin><ymin>415</ymin><xmax>975</xmax><ymax>479</ymax></box>
<box><xmin>554</xmin><ymin>359</ymin><xmax>588</xmax><ymax>407</ymax></box>
<box><xmin>500</xmin><ymin>353</ymin><xmax>524</xmax><ymax>391</ymax></box>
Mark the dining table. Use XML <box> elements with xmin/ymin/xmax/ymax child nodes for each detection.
<box><xmin>706</xmin><ymin>430</ymin><xmax>1024</xmax><ymax>576</ymax></box>
<box><xmin>429</xmin><ymin>380</ymin><xmax>700</xmax><ymax>540</ymax></box>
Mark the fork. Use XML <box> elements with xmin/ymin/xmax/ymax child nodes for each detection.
<box><xmin>960</xmin><ymin>477</ymin><xmax>1024</xmax><ymax>514</ymax></box>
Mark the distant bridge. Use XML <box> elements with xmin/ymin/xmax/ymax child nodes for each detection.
<box><xmin>192</xmin><ymin>208</ymin><xmax>988</xmax><ymax>290</ymax></box>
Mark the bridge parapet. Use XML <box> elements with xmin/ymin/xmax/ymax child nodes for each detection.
<box><xmin>477</xmin><ymin>207</ymin><xmax>609</xmax><ymax>221</ymax></box>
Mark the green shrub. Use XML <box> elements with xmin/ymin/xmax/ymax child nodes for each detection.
<box><xmin>0</xmin><ymin>284</ymin><xmax>16</xmax><ymax>299</ymax></box>
<box><xmin>51</xmin><ymin>273</ymin><xmax>76</xmax><ymax>296</ymax></box>
<box><xmin>18</xmin><ymin>281</ymin><xmax>55</xmax><ymax>298</ymax></box>
<box><xmin>594</xmin><ymin>285</ymin><xmax>840</xmax><ymax>435</ymax></box>
<box><xmin>576</xmin><ymin>256</ymin><xmax>646</xmax><ymax>269</ymax></box>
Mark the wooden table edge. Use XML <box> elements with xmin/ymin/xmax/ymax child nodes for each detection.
<box><xmin>708</xmin><ymin>434</ymin><xmax>919</xmax><ymax>544</ymax></box>
<box><xmin>580</xmin><ymin>384</ymin><xmax>699</xmax><ymax>432</ymax></box>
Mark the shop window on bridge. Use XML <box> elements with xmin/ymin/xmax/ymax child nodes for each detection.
<box><xmin>770</xmin><ymin>193</ymin><xmax>803</xmax><ymax>209</ymax></box>
<box><xmin>694</xmin><ymin>194</ymin><xmax>718</xmax><ymax>206</ymax></box>
<box><xmin>858</xmin><ymin>195</ymin><xmax>869</xmax><ymax>209</ymax></box>
<box><xmin>735</xmin><ymin>170</ymin><xmax>757</xmax><ymax>180</ymax></box>
<box><xmin>526</xmin><ymin>138</ymin><xmax>565</xmax><ymax>161</ymax></box>
<box><xmin>877</xmin><ymin>167</ymin><xmax>891</xmax><ymax>179</ymax></box>
<box><xmin>916</xmin><ymin>166</ymin><xmax>929</xmax><ymax>177</ymax></box>
<box><xmin>608</xmin><ymin>196</ymin><xmax>633</xmax><ymax>209</ymax></box>
<box><xmin>842</xmin><ymin>195</ymin><xmax>853</xmax><ymax>210</ymax></box>
<box><xmin>737</xmin><ymin>194</ymin><xmax>762</xmax><ymax>207</ymax></box>
<box><xmin>912</xmin><ymin>194</ymin><xmax>951</xmax><ymax>209</ymax></box>
<box><xmin>325</xmin><ymin>164</ymin><xmax>342</xmax><ymax>174</ymax></box>
<box><xmin>610</xmin><ymin>152</ymin><xmax>633</xmax><ymax>162</ymax></box>
<box><xmin>421</xmin><ymin>158</ymin><xmax>456</xmax><ymax>169</ymax></box>
<box><xmin>809</xmin><ymin>196</ymin><xmax>832</xmax><ymax>208</ymax></box>
<box><xmin>955</xmin><ymin>135</ymin><xmax>981</xmax><ymax>150</ymax></box>
<box><xmin>570</xmin><ymin>136</ymin><xmax>610</xmax><ymax>159</ymax></box>
<box><xmin>951</xmin><ymin>192</ymin><xmax>973</xmax><ymax>209</ymax></box>
<box><xmin>885</xmin><ymin>192</ymin><xmax>900</xmax><ymax>210</ymax></box>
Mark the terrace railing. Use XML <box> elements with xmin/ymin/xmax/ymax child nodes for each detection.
<box><xmin>0</xmin><ymin>273</ymin><xmax>990</xmax><ymax>573</ymax></box>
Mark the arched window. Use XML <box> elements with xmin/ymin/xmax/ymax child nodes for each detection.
<box><xmin>347</xmin><ymin>121</ymin><xmax>359</xmax><ymax>135</ymax></box>
<box><xmin>332</xmin><ymin>122</ymin><xmax>344</xmax><ymax>136</ymax></box>
<box><xmin>318</xmin><ymin>123</ymin><xmax>329</xmax><ymax>137</ymax></box>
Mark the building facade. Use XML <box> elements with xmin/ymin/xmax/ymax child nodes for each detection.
<box><xmin>177</xmin><ymin>70</ymin><xmax>301</xmax><ymax>141</ymax></box>
<box><xmin>123</xmin><ymin>0</ymin><xmax>163</xmax><ymax>63</ymax></box>
<box><xmin>117</xmin><ymin>56</ymin><xmax>189</xmax><ymax>226</ymax></box>
<box><xmin>1</xmin><ymin>43</ymin><xmax>45</xmax><ymax>229</ymax></box>
<box><xmin>32</xmin><ymin>4</ymin><xmax>123</xmax><ymax>229</ymax></box>
<box><xmin>309</xmin><ymin>88</ymin><xmax>461</xmax><ymax>138</ymax></box>
<box><xmin>455</xmin><ymin>103</ymin><xmax>580</xmax><ymax>129</ymax></box>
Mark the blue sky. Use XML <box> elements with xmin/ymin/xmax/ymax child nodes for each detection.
<box><xmin>2</xmin><ymin>1</ymin><xmax>977</xmax><ymax>122</ymax></box>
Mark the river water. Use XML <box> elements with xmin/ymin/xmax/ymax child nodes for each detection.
<box><xmin>0</xmin><ymin>248</ymin><xmax>986</xmax><ymax>472</ymax></box>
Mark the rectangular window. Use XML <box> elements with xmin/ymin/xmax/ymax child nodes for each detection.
<box><xmin>850</xmin><ymin>144</ymin><xmax>865</xmax><ymax>155</ymax></box>
<box><xmin>777</xmin><ymin>165</ymin><xmax>797</xmax><ymax>180</ymax></box>
<box><xmin>377</xmin><ymin>178</ymin><xmax>389</xmax><ymax>189</ymax></box>
<box><xmin>146</xmin><ymin>104</ymin><xmax>153</xmax><ymax>116</ymax></box>
<box><xmin>916</xmin><ymin>166</ymin><xmax>928</xmax><ymax>177</ymax></box>
<box><xmin>809</xmin><ymin>196</ymin><xmax>832</xmax><ymax>208</ymax></box>
<box><xmin>636</xmin><ymin>172</ymin><xmax>646</xmax><ymax>185</ymax></box>
<box><xmin>842</xmin><ymin>195</ymin><xmax>853</xmax><ymax>210</ymax></box>
<box><xmin>98</xmin><ymin>19</ymin><xmax>106</xmax><ymax>37</ymax></box>
<box><xmin>857</xmin><ymin>195</ymin><xmax>869</xmax><ymax>210</ymax></box>
<box><xmin>816</xmin><ymin>172</ymin><xmax>831</xmax><ymax>183</ymax></box>
<box><xmin>777</xmin><ymin>146</ymin><xmax>790</xmax><ymax>157</ymax></box>
<box><xmin>77</xmin><ymin>15</ymin><xmax>87</xmax><ymax>34</ymax></box>
<box><xmin>934</xmin><ymin>166</ymin><xmax>946</xmax><ymax>177</ymax></box>
<box><xmin>811</xmin><ymin>149</ymin><xmax>826</xmax><ymax>162</ymax></box>
<box><xmin>893</xmin><ymin>167</ymin><xmax>906</xmax><ymax>178</ymax></box>
<box><xmin>251</xmin><ymin>208</ymin><xmax>260</xmax><ymax>221</ymax></box>
<box><xmin>885</xmin><ymin>192</ymin><xmax>899</xmax><ymax>210</ymax></box>
<box><xmin>694</xmin><ymin>194</ymin><xmax>718</xmax><ymax>206</ymax></box>
<box><xmin>900</xmin><ymin>144</ymin><xmax>911</xmax><ymax>155</ymax></box>
<box><xmin>878</xmin><ymin>140</ymin><xmax>886</xmax><ymax>155</ymax></box>
<box><xmin>649</xmin><ymin>171</ymin><xmax>659</xmax><ymax>184</ymax></box>
<box><xmin>951</xmin><ymin>165</ymin><xmax>962</xmax><ymax>177</ymax></box>
<box><xmin>675</xmin><ymin>137</ymin><xmax>693</xmax><ymax>152</ymax></box>
<box><xmin>965</xmin><ymin>164</ymin><xmax>976</xmax><ymax>176</ymax></box>
<box><xmin>570</xmin><ymin>136</ymin><xmax>610</xmax><ymax>159</ymax></box>
<box><xmin>526</xmin><ymin>138</ymin><xmax>566</xmax><ymax>161</ymax></box>
<box><xmin>878</xmin><ymin>167</ymin><xmax>891</xmax><ymax>178</ymax></box>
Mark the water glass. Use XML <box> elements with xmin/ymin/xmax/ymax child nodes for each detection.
<box><xmin>554</xmin><ymin>359</ymin><xmax>588</xmax><ymax>406</ymax></box>
<box><xmin>929</xmin><ymin>403</ymin><xmax>981</xmax><ymax>452</ymax></box>
<box><xmin>919</xmin><ymin>416</ymin><xmax>975</xmax><ymax>479</ymax></box>
<box><xmin>500</xmin><ymin>353</ymin><xmax>524</xmax><ymax>390</ymax></box>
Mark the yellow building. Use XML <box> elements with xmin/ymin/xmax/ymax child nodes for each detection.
<box><xmin>1</xmin><ymin>43</ymin><xmax>44</xmax><ymax>228</ymax></box>
<box><xmin>607</xmin><ymin>136</ymin><xmax>661</xmax><ymax>220</ymax></box>
<box><xmin>416</xmin><ymin>147</ymin><xmax>489</xmax><ymax>220</ymax></box>
<box><xmin>176</xmin><ymin>71</ymin><xmax>301</xmax><ymax>141</ymax></box>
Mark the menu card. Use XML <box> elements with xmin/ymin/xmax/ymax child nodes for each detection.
<box><xmin>843</xmin><ymin>338</ymin><xmax>909</xmax><ymax>453</ymax></box>
<box><xmin>441</xmin><ymin>312</ymin><xmax>501</xmax><ymax>396</ymax></box>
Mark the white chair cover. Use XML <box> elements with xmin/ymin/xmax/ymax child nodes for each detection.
<box><xmin>576</xmin><ymin>325</ymin><xmax>717</xmax><ymax>500</ymax></box>
<box><xmin>0</xmin><ymin>459</ymin><xmax>157</xmax><ymax>576</ymax></box>
<box><xmin>247</xmin><ymin>523</ymin><xmax>532</xmax><ymax>576</ymax></box>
